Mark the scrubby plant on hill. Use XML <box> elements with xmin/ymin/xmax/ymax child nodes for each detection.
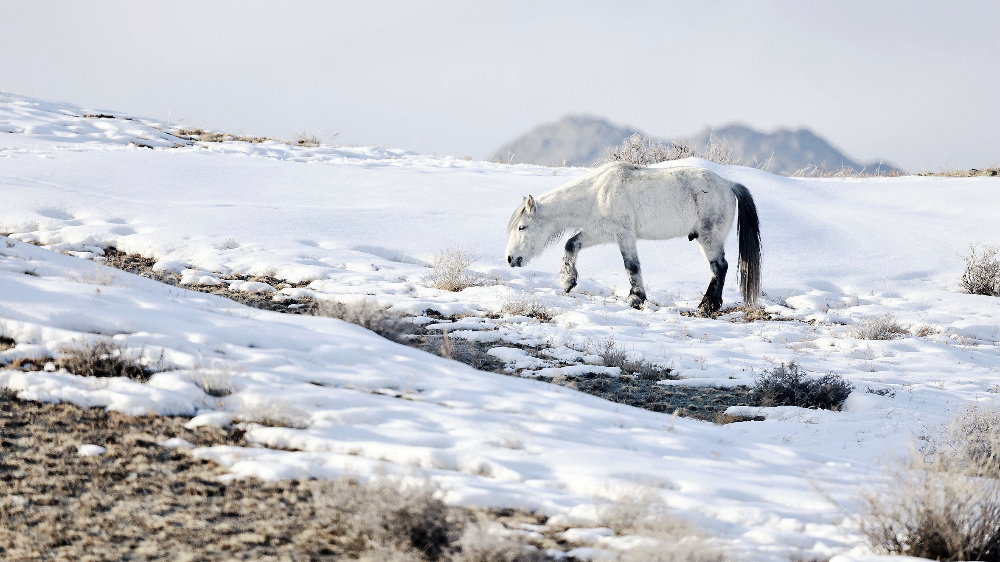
<box><xmin>749</xmin><ymin>362</ymin><xmax>852</xmax><ymax>410</ymax></box>
<box><xmin>849</xmin><ymin>312</ymin><xmax>908</xmax><ymax>340</ymax></box>
<box><xmin>423</xmin><ymin>246</ymin><xmax>504</xmax><ymax>292</ymax></box>
<box><xmin>960</xmin><ymin>243</ymin><xmax>1000</xmax><ymax>297</ymax></box>
<box><xmin>316</xmin><ymin>298</ymin><xmax>413</xmax><ymax>342</ymax></box>
<box><xmin>603</xmin><ymin>133</ymin><xmax>737</xmax><ymax>167</ymax></box>
<box><xmin>858</xmin><ymin>403</ymin><xmax>1000</xmax><ymax>561</ymax></box>
<box><xmin>56</xmin><ymin>338</ymin><xmax>160</xmax><ymax>382</ymax></box>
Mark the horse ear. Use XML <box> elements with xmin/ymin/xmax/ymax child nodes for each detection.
<box><xmin>526</xmin><ymin>195</ymin><xmax>535</xmax><ymax>213</ymax></box>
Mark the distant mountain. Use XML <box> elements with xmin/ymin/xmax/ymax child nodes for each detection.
<box><xmin>490</xmin><ymin>115</ymin><xmax>639</xmax><ymax>167</ymax></box>
<box><xmin>491</xmin><ymin>116</ymin><xmax>896</xmax><ymax>175</ymax></box>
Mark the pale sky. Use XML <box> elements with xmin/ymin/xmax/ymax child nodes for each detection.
<box><xmin>2</xmin><ymin>1</ymin><xmax>998</xmax><ymax>170</ymax></box>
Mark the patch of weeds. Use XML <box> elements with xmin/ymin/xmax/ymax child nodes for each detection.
<box><xmin>1</xmin><ymin>356</ymin><xmax>49</xmax><ymax>371</ymax></box>
<box><xmin>596</xmin><ymin>336</ymin><xmax>669</xmax><ymax>380</ymax></box>
<box><xmin>849</xmin><ymin>312</ymin><xmax>907</xmax><ymax>340</ymax></box>
<box><xmin>596</xmin><ymin>482</ymin><xmax>728</xmax><ymax>562</ymax></box>
<box><xmin>423</xmin><ymin>246</ymin><xmax>504</xmax><ymax>292</ymax></box>
<box><xmin>238</xmin><ymin>398</ymin><xmax>310</xmax><ymax>429</ymax></box>
<box><xmin>498</xmin><ymin>291</ymin><xmax>551</xmax><ymax>321</ymax></box>
<box><xmin>858</xmin><ymin>405</ymin><xmax>1000</xmax><ymax>561</ymax></box>
<box><xmin>0</xmin><ymin>334</ymin><xmax>14</xmax><ymax>352</ymax></box>
<box><xmin>865</xmin><ymin>386</ymin><xmax>896</xmax><ymax>398</ymax></box>
<box><xmin>192</xmin><ymin>367</ymin><xmax>238</xmax><ymax>398</ymax></box>
<box><xmin>55</xmin><ymin>338</ymin><xmax>159</xmax><ymax>382</ymax></box>
<box><xmin>603</xmin><ymin>133</ymin><xmax>693</xmax><ymax>166</ymax></box>
<box><xmin>452</xmin><ymin>520</ymin><xmax>546</xmax><ymax>562</ymax></box>
<box><xmin>293</xmin><ymin>132</ymin><xmax>321</xmax><ymax>147</ymax></box>
<box><xmin>749</xmin><ymin>362</ymin><xmax>852</xmax><ymax>410</ymax></box>
<box><xmin>714</xmin><ymin>412</ymin><xmax>766</xmax><ymax>425</ymax></box>
<box><xmin>66</xmin><ymin>266</ymin><xmax>118</xmax><ymax>286</ymax></box>
<box><xmin>960</xmin><ymin>243</ymin><xmax>1000</xmax><ymax>296</ymax></box>
<box><xmin>316</xmin><ymin>299</ymin><xmax>413</xmax><ymax>342</ymax></box>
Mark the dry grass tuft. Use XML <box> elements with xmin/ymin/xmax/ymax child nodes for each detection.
<box><xmin>452</xmin><ymin>521</ymin><xmax>545</xmax><ymax>562</ymax></box>
<box><xmin>596</xmin><ymin>336</ymin><xmax>668</xmax><ymax>380</ymax></box>
<box><xmin>316</xmin><ymin>299</ymin><xmax>413</xmax><ymax>342</ymax></box>
<box><xmin>857</xmin><ymin>404</ymin><xmax>1000</xmax><ymax>561</ymax></box>
<box><xmin>749</xmin><ymin>362</ymin><xmax>852</xmax><ymax>410</ymax></box>
<box><xmin>790</xmin><ymin>163</ymin><xmax>901</xmax><ymax>178</ymax></box>
<box><xmin>424</xmin><ymin>246</ymin><xmax>504</xmax><ymax>292</ymax></box>
<box><xmin>293</xmin><ymin>132</ymin><xmax>321</xmax><ymax>147</ymax></box>
<box><xmin>498</xmin><ymin>291</ymin><xmax>552</xmax><ymax>321</ymax></box>
<box><xmin>66</xmin><ymin>265</ymin><xmax>118</xmax><ymax>286</ymax></box>
<box><xmin>55</xmin><ymin>338</ymin><xmax>159</xmax><ymax>382</ymax></box>
<box><xmin>849</xmin><ymin>312</ymin><xmax>908</xmax><ymax>340</ymax></box>
<box><xmin>597</xmin><ymin>483</ymin><xmax>727</xmax><ymax>562</ymax></box>
<box><xmin>191</xmin><ymin>366</ymin><xmax>239</xmax><ymax>398</ymax></box>
<box><xmin>604</xmin><ymin>133</ymin><xmax>693</xmax><ymax>166</ymax></box>
<box><xmin>960</xmin><ymin>243</ymin><xmax>1000</xmax><ymax>297</ymax></box>
<box><xmin>238</xmin><ymin>398</ymin><xmax>310</xmax><ymax>429</ymax></box>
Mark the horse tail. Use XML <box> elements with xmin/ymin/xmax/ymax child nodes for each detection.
<box><xmin>731</xmin><ymin>183</ymin><xmax>761</xmax><ymax>306</ymax></box>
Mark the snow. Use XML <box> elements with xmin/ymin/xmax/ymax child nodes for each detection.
<box><xmin>2</xmin><ymin>93</ymin><xmax>1000</xmax><ymax>561</ymax></box>
<box><xmin>77</xmin><ymin>444</ymin><xmax>106</xmax><ymax>457</ymax></box>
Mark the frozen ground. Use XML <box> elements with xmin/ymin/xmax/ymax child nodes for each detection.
<box><xmin>2</xmin><ymin>93</ymin><xmax>999</xmax><ymax>561</ymax></box>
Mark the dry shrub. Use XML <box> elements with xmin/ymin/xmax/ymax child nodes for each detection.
<box><xmin>316</xmin><ymin>299</ymin><xmax>412</xmax><ymax>342</ymax></box>
<box><xmin>499</xmin><ymin>291</ymin><xmax>551</xmax><ymax>321</ymax></box>
<box><xmin>790</xmin><ymin>163</ymin><xmax>900</xmax><ymax>178</ymax></box>
<box><xmin>66</xmin><ymin>266</ymin><xmax>118</xmax><ymax>286</ymax></box>
<box><xmin>597</xmin><ymin>484</ymin><xmax>726</xmax><ymax>562</ymax></box>
<box><xmin>604</xmin><ymin>133</ymin><xmax>693</xmax><ymax>166</ymax></box>
<box><xmin>238</xmin><ymin>398</ymin><xmax>310</xmax><ymax>429</ymax></box>
<box><xmin>596</xmin><ymin>336</ymin><xmax>666</xmax><ymax>380</ymax></box>
<box><xmin>698</xmin><ymin>133</ymin><xmax>737</xmax><ymax>166</ymax></box>
<box><xmin>749</xmin><ymin>362</ymin><xmax>852</xmax><ymax>410</ymax></box>
<box><xmin>849</xmin><ymin>312</ymin><xmax>907</xmax><ymax>340</ymax></box>
<box><xmin>858</xmin><ymin>404</ymin><xmax>1000</xmax><ymax>561</ymax></box>
<box><xmin>451</xmin><ymin>521</ymin><xmax>545</xmax><ymax>562</ymax></box>
<box><xmin>311</xmin><ymin>475</ymin><xmax>455</xmax><ymax>561</ymax></box>
<box><xmin>294</xmin><ymin>132</ymin><xmax>321</xmax><ymax>147</ymax></box>
<box><xmin>960</xmin><ymin>243</ymin><xmax>1000</xmax><ymax>297</ymax></box>
<box><xmin>191</xmin><ymin>366</ymin><xmax>238</xmax><ymax>398</ymax></box>
<box><xmin>56</xmin><ymin>338</ymin><xmax>159</xmax><ymax>382</ymax></box>
<box><xmin>423</xmin><ymin>246</ymin><xmax>503</xmax><ymax>292</ymax></box>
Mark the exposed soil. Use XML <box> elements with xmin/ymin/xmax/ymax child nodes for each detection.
<box><xmin>0</xmin><ymin>391</ymin><xmax>568</xmax><ymax>561</ymax></box>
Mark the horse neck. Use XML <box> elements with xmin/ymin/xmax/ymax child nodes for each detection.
<box><xmin>538</xmin><ymin>181</ymin><xmax>593</xmax><ymax>231</ymax></box>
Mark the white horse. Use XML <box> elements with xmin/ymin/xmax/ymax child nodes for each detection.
<box><xmin>505</xmin><ymin>162</ymin><xmax>761</xmax><ymax>313</ymax></box>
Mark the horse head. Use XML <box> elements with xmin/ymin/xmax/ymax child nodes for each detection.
<box><xmin>505</xmin><ymin>195</ymin><xmax>548</xmax><ymax>267</ymax></box>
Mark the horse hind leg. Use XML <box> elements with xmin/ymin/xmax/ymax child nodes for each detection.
<box><xmin>697</xmin><ymin>239</ymin><xmax>728</xmax><ymax>315</ymax></box>
<box><xmin>616</xmin><ymin>231</ymin><xmax>647</xmax><ymax>309</ymax></box>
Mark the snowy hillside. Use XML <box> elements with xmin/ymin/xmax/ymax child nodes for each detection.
<box><xmin>2</xmin><ymin>93</ymin><xmax>999</xmax><ymax>561</ymax></box>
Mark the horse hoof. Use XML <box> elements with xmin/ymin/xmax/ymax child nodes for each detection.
<box><xmin>627</xmin><ymin>295</ymin><xmax>645</xmax><ymax>309</ymax></box>
<box><xmin>562</xmin><ymin>280</ymin><xmax>577</xmax><ymax>293</ymax></box>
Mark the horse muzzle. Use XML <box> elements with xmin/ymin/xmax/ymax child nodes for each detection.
<box><xmin>507</xmin><ymin>255</ymin><xmax>523</xmax><ymax>267</ymax></box>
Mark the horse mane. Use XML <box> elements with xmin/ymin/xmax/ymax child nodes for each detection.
<box><xmin>506</xmin><ymin>202</ymin><xmax>525</xmax><ymax>232</ymax></box>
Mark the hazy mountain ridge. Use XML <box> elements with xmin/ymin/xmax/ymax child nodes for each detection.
<box><xmin>492</xmin><ymin>115</ymin><xmax>897</xmax><ymax>174</ymax></box>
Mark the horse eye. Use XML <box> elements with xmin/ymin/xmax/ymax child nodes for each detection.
<box><xmin>518</xmin><ymin>225</ymin><xmax>527</xmax><ymax>231</ymax></box>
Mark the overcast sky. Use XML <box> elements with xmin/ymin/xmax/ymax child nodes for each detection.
<box><xmin>2</xmin><ymin>1</ymin><xmax>997</xmax><ymax>170</ymax></box>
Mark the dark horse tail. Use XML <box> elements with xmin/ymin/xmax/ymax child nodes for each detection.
<box><xmin>731</xmin><ymin>183</ymin><xmax>761</xmax><ymax>306</ymax></box>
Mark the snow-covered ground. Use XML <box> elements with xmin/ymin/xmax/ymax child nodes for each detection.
<box><xmin>2</xmin><ymin>93</ymin><xmax>999</xmax><ymax>561</ymax></box>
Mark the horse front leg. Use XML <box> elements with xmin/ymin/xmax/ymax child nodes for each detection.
<box><xmin>616</xmin><ymin>231</ymin><xmax>646</xmax><ymax>309</ymax></box>
<box><xmin>560</xmin><ymin>231</ymin><xmax>599</xmax><ymax>293</ymax></box>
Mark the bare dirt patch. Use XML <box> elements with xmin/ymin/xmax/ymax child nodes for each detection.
<box><xmin>0</xmin><ymin>392</ymin><xmax>565</xmax><ymax>561</ymax></box>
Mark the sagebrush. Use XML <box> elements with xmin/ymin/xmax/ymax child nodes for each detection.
<box><xmin>960</xmin><ymin>243</ymin><xmax>1000</xmax><ymax>296</ymax></box>
<box><xmin>858</xmin><ymin>404</ymin><xmax>1000</xmax><ymax>561</ymax></box>
<box><xmin>749</xmin><ymin>362</ymin><xmax>852</xmax><ymax>410</ymax></box>
<box><xmin>849</xmin><ymin>312</ymin><xmax>907</xmax><ymax>340</ymax></box>
<box><xmin>55</xmin><ymin>338</ymin><xmax>159</xmax><ymax>382</ymax></box>
<box><xmin>424</xmin><ymin>247</ymin><xmax>503</xmax><ymax>292</ymax></box>
<box><xmin>316</xmin><ymin>299</ymin><xmax>412</xmax><ymax>342</ymax></box>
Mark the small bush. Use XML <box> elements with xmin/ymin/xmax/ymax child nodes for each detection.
<box><xmin>316</xmin><ymin>299</ymin><xmax>412</xmax><ymax>342</ymax></box>
<box><xmin>597</xmin><ymin>336</ymin><xmax>667</xmax><ymax>380</ymax></box>
<box><xmin>849</xmin><ymin>312</ymin><xmax>907</xmax><ymax>340</ymax></box>
<box><xmin>294</xmin><ymin>132</ymin><xmax>321</xmax><ymax>147</ymax></box>
<box><xmin>858</xmin><ymin>406</ymin><xmax>1000</xmax><ymax>561</ymax></box>
<box><xmin>192</xmin><ymin>368</ymin><xmax>238</xmax><ymax>398</ymax></box>
<box><xmin>961</xmin><ymin>243</ymin><xmax>1000</xmax><ymax>296</ymax></box>
<box><xmin>498</xmin><ymin>291</ymin><xmax>551</xmax><ymax>321</ymax></box>
<box><xmin>452</xmin><ymin>521</ymin><xmax>545</xmax><ymax>562</ymax></box>
<box><xmin>597</xmin><ymin>484</ymin><xmax>727</xmax><ymax>562</ymax></box>
<box><xmin>311</xmin><ymin>475</ymin><xmax>455</xmax><ymax>561</ymax></box>
<box><xmin>56</xmin><ymin>338</ymin><xmax>159</xmax><ymax>382</ymax></box>
<box><xmin>749</xmin><ymin>362</ymin><xmax>852</xmax><ymax>410</ymax></box>
<box><xmin>238</xmin><ymin>398</ymin><xmax>310</xmax><ymax>429</ymax></box>
<box><xmin>604</xmin><ymin>133</ymin><xmax>693</xmax><ymax>166</ymax></box>
<box><xmin>423</xmin><ymin>246</ymin><xmax>503</xmax><ymax>292</ymax></box>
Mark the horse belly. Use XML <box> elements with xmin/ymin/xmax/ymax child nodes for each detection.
<box><xmin>633</xmin><ymin>195</ymin><xmax>698</xmax><ymax>240</ymax></box>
